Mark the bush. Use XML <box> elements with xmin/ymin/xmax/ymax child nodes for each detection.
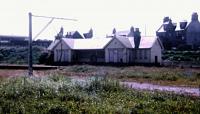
<box><xmin>162</xmin><ymin>50</ymin><xmax>200</xmax><ymax>62</ymax></box>
<box><xmin>0</xmin><ymin>46</ymin><xmax>45</xmax><ymax>64</ymax></box>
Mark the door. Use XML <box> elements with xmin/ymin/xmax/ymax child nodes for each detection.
<box><xmin>117</xmin><ymin>49</ymin><xmax>123</xmax><ymax>63</ymax></box>
<box><xmin>113</xmin><ymin>49</ymin><xmax>118</xmax><ymax>63</ymax></box>
<box><xmin>63</xmin><ymin>50</ymin><xmax>68</xmax><ymax>62</ymax></box>
<box><xmin>155</xmin><ymin>56</ymin><xmax>158</xmax><ymax>64</ymax></box>
<box><xmin>109</xmin><ymin>49</ymin><xmax>114</xmax><ymax>62</ymax></box>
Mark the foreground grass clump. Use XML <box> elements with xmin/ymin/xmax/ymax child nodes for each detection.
<box><xmin>0</xmin><ymin>75</ymin><xmax>199</xmax><ymax>113</ymax></box>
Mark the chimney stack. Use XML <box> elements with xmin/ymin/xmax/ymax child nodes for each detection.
<box><xmin>134</xmin><ymin>28</ymin><xmax>141</xmax><ymax>48</ymax></box>
<box><xmin>129</xmin><ymin>26</ymin><xmax>134</xmax><ymax>37</ymax></box>
<box><xmin>192</xmin><ymin>12</ymin><xmax>198</xmax><ymax>21</ymax></box>
<box><xmin>180</xmin><ymin>21</ymin><xmax>187</xmax><ymax>29</ymax></box>
<box><xmin>89</xmin><ymin>28</ymin><xmax>93</xmax><ymax>38</ymax></box>
<box><xmin>163</xmin><ymin>17</ymin><xmax>170</xmax><ymax>23</ymax></box>
<box><xmin>112</xmin><ymin>28</ymin><xmax>116</xmax><ymax>34</ymax></box>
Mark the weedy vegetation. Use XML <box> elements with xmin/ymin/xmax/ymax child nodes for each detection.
<box><xmin>62</xmin><ymin>65</ymin><xmax>200</xmax><ymax>87</ymax></box>
<box><xmin>0</xmin><ymin>74</ymin><xmax>199</xmax><ymax>113</ymax></box>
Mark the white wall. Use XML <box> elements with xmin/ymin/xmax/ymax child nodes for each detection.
<box><xmin>105</xmin><ymin>38</ymin><xmax>128</xmax><ymax>63</ymax></box>
<box><xmin>52</xmin><ymin>38</ymin><xmax>162</xmax><ymax>64</ymax></box>
<box><xmin>150</xmin><ymin>39</ymin><xmax>162</xmax><ymax>64</ymax></box>
<box><xmin>53</xmin><ymin>40</ymin><xmax>71</xmax><ymax>62</ymax></box>
<box><xmin>134</xmin><ymin>49</ymin><xmax>151</xmax><ymax>63</ymax></box>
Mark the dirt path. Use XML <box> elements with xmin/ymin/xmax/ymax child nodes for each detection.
<box><xmin>70</xmin><ymin>76</ymin><xmax>200</xmax><ymax>97</ymax></box>
<box><xmin>122</xmin><ymin>81</ymin><xmax>200</xmax><ymax>97</ymax></box>
<box><xmin>0</xmin><ymin>69</ymin><xmax>57</xmax><ymax>77</ymax></box>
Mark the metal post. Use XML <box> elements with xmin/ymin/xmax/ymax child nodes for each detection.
<box><xmin>145</xmin><ymin>24</ymin><xmax>147</xmax><ymax>36</ymax></box>
<box><xmin>28</xmin><ymin>12</ymin><xmax>33</xmax><ymax>76</ymax></box>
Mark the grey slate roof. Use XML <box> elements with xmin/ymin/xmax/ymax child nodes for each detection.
<box><xmin>116</xmin><ymin>30</ymin><xmax>130</xmax><ymax>36</ymax></box>
<box><xmin>63</xmin><ymin>38</ymin><xmax>112</xmax><ymax>50</ymax></box>
<box><xmin>47</xmin><ymin>39</ymin><xmax>60</xmax><ymax>50</ymax></box>
<box><xmin>116</xmin><ymin>36</ymin><xmax>158</xmax><ymax>49</ymax></box>
<box><xmin>48</xmin><ymin>36</ymin><xmax>159</xmax><ymax>50</ymax></box>
<box><xmin>116</xmin><ymin>36</ymin><xmax>133</xmax><ymax>48</ymax></box>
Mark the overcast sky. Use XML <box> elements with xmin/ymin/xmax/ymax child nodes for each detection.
<box><xmin>0</xmin><ymin>0</ymin><xmax>200</xmax><ymax>40</ymax></box>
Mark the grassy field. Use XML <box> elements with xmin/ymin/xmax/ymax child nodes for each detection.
<box><xmin>0</xmin><ymin>65</ymin><xmax>200</xmax><ymax>113</ymax></box>
<box><xmin>60</xmin><ymin>65</ymin><xmax>200</xmax><ymax>87</ymax></box>
<box><xmin>0</xmin><ymin>75</ymin><xmax>199</xmax><ymax>113</ymax></box>
<box><xmin>1</xmin><ymin>65</ymin><xmax>199</xmax><ymax>87</ymax></box>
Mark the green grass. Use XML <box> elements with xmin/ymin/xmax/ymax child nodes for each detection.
<box><xmin>0</xmin><ymin>75</ymin><xmax>200</xmax><ymax>113</ymax></box>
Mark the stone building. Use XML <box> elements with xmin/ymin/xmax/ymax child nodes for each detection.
<box><xmin>56</xmin><ymin>28</ymin><xmax>93</xmax><ymax>39</ymax></box>
<box><xmin>186</xmin><ymin>12</ymin><xmax>200</xmax><ymax>49</ymax></box>
<box><xmin>48</xmin><ymin>28</ymin><xmax>163</xmax><ymax>64</ymax></box>
<box><xmin>156</xmin><ymin>12</ymin><xmax>200</xmax><ymax>50</ymax></box>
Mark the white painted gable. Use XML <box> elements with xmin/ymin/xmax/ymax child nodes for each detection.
<box><xmin>105</xmin><ymin>38</ymin><xmax>125</xmax><ymax>49</ymax></box>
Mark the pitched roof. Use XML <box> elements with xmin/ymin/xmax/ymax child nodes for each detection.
<box><xmin>48</xmin><ymin>36</ymin><xmax>159</xmax><ymax>50</ymax></box>
<box><xmin>65</xmin><ymin>31</ymin><xmax>84</xmax><ymax>39</ymax></box>
<box><xmin>63</xmin><ymin>38</ymin><xmax>112</xmax><ymax>50</ymax></box>
<box><xmin>115</xmin><ymin>36</ymin><xmax>133</xmax><ymax>48</ymax></box>
<box><xmin>137</xmin><ymin>36</ymin><xmax>158</xmax><ymax>48</ymax></box>
<box><xmin>116</xmin><ymin>36</ymin><xmax>158</xmax><ymax>49</ymax></box>
<box><xmin>116</xmin><ymin>30</ymin><xmax>130</xmax><ymax>36</ymax></box>
<box><xmin>47</xmin><ymin>39</ymin><xmax>60</xmax><ymax>50</ymax></box>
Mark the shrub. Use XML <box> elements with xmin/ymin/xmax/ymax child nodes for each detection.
<box><xmin>0</xmin><ymin>46</ymin><xmax>45</xmax><ymax>64</ymax></box>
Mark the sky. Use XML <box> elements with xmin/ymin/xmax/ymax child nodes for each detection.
<box><xmin>0</xmin><ymin>0</ymin><xmax>200</xmax><ymax>40</ymax></box>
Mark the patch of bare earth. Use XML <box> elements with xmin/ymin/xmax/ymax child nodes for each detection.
<box><xmin>0</xmin><ymin>69</ymin><xmax>58</xmax><ymax>77</ymax></box>
<box><xmin>0</xmin><ymin>70</ymin><xmax>26</xmax><ymax>77</ymax></box>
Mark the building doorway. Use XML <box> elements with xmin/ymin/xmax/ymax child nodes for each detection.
<box><xmin>155</xmin><ymin>56</ymin><xmax>158</xmax><ymax>64</ymax></box>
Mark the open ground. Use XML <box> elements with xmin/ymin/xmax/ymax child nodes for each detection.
<box><xmin>0</xmin><ymin>65</ymin><xmax>200</xmax><ymax>96</ymax></box>
<box><xmin>1</xmin><ymin>65</ymin><xmax>200</xmax><ymax>87</ymax></box>
<box><xmin>0</xmin><ymin>65</ymin><xmax>200</xmax><ymax>113</ymax></box>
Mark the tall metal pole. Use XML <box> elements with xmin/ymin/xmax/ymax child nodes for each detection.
<box><xmin>28</xmin><ymin>12</ymin><xmax>33</xmax><ymax>76</ymax></box>
<box><xmin>145</xmin><ymin>24</ymin><xmax>147</xmax><ymax>36</ymax></box>
<box><xmin>27</xmin><ymin>13</ymin><xmax>76</xmax><ymax>76</ymax></box>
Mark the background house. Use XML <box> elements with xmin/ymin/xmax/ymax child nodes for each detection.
<box><xmin>83</xmin><ymin>28</ymin><xmax>93</xmax><ymax>39</ymax></box>
<box><xmin>65</xmin><ymin>31</ymin><xmax>84</xmax><ymax>39</ymax></box>
<box><xmin>186</xmin><ymin>12</ymin><xmax>200</xmax><ymax>49</ymax></box>
<box><xmin>156</xmin><ymin>12</ymin><xmax>200</xmax><ymax>50</ymax></box>
<box><xmin>57</xmin><ymin>28</ymin><xmax>93</xmax><ymax>39</ymax></box>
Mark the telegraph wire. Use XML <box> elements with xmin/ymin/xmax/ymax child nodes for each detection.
<box><xmin>32</xmin><ymin>15</ymin><xmax>77</xmax><ymax>40</ymax></box>
<box><xmin>32</xmin><ymin>15</ymin><xmax>77</xmax><ymax>21</ymax></box>
<box><xmin>33</xmin><ymin>18</ymin><xmax>54</xmax><ymax>40</ymax></box>
<box><xmin>28</xmin><ymin>12</ymin><xmax>77</xmax><ymax>76</ymax></box>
